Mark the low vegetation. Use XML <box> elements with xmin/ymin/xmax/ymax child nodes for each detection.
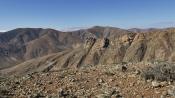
<box><xmin>141</xmin><ymin>62</ymin><xmax>175</xmax><ymax>81</ymax></box>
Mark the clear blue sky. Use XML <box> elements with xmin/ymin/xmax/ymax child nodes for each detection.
<box><xmin>0</xmin><ymin>0</ymin><xmax>175</xmax><ymax>31</ymax></box>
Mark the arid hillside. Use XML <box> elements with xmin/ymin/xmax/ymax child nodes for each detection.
<box><xmin>0</xmin><ymin>28</ymin><xmax>82</xmax><ymax>69</ymax></box>
<box><xmin>0</xmin><ymin>26</ymin><xmax>129</xmax><ymax>70</ymax></box>
<box><xmin>1</xmin><ymin>27</ymin><xmax>175</xmax><ymax>98</ymax></box>
<box><xmin>1</xmin><ymin>27</ymin><xmax>175</xmax><ymax>75</ymax></box>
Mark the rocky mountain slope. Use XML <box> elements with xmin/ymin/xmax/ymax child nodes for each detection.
<box><xmin>1</xmin><ymin>62</ymin><xmax>175</xmax><ymax>98</ymax></box>
<box><xmin>1</xmin><ymin>27</ymin><xmax>175</xmax><ymax>75</ymax></box>
<box><xmin>2</xmin><ymin>26</ymin><xmax>175</xmax><ymax>98</ymax></box>
<box><xmin>0</xmin><ymin>28</ymin><xmax>82</xmax><ymax>69</ymax></box>
<box><xmin>0</xmin><ymin>26</ymin><xmax>129</xmax><ymax>70</ymax></box>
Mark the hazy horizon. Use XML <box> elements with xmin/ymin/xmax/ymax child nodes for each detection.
<box><xmin>1</xmin><ymin>0</ymin><xmax>175</xmax><ymax>31</ymax></box>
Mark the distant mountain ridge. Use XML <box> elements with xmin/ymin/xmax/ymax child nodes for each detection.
<box><xmin>0</xmin><ymin>28</ymin><xmax>83</xmax><ymax>69</ymax></box>
<box><xmin>1</xmin><ymin>26</ymin><xmax>175</xmax><ymax>75</ymax></box>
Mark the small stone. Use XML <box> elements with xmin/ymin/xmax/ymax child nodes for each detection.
<box><xmin>32</xmin><ymin>93</ymin><xmax>43</xmax><ymax>98</ymax></box>
<box><xmin>129</xmin><ymin>82</ymin><xmax>135</xmax><ymax>86</ymax></box>
<box><xmin>27</xmin><ymin>95</ymin><xmax>32</xmax><ymax>98</ymax></box>
<box><xmin>168</xmin><ymin>87</ymin><xmax>175</xmax><ymax>96</ymax></box>
<box><xmin>134</xmin><ymin>70</ymin><xmax>141</xmax><ymax>75</ymax></box>
<box><xmin>160</xmin><ymin>95</ymin><xmax>166</xmax><ymax>98</ymax></box>
<box><xmin>137</xmin><ymin>95</ymin><xmax>144</xmax><ymax>98</ymax></box>
<box><xmin>146</xmin><ymin>79</ymin><xmax>152</xmax><ymax>82</ymax></box>
<box><xmin>109</xmin><ymin>79</ymin><xmax>113</xmax><ymax>82</ymax></box>
<box><xmin>162</xmin><ymin>91</ymin><xmax>168</xmax><ymax>96</ymax></box>
<box><xmin>160</xmin><ymin>81</ymin><xmax>168</xmax><ymax>87</ymax></box>
<box><xmin>15</xmin><ymin>81</ymin><xmax>20</xmax><ymax>85</ymax></box>
<box><xmin>128</xmin><ymin>74</ymin><xmax>136</xmax><ymax>78</ymax></box>
<box><xmin>48</xmin><ymin>81</ymin><xmax>53</xmax><ymax>84</ymax></box>
<box><xmin>115</xmin><ymin>65</ymin><xmax>127</xmax><ymax>72</ymax></box>
<box><xmin>46</xmin><ymin>95</ymin><xmax>52</xmax><ymax>98</ymax></box>
<box><xmin>96</xmin><ymin>94</ymin><xmax>110</xmax><ymax>98</ymax></box>
<box><xmin>111</xmin><ymin>94</ymin><xmax>123</xmax><ymax>98</ymax></box>
<box><xmin>155</xmin><ymin>90</ymin><xmax>160</xmax><ymax>94</ymax></box>
<box><xmin>152</xmin><ymin>81</ymin><xmax>160</xmax><ymax>87</ymax></box>
<box><xmin>98</xmin><ymin>79</ymin><xmax>104</xmax><ymax>83</ymax></box>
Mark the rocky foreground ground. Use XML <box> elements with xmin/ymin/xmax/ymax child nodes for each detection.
<box><xmin>1</xmin><ymin>63</ymin><xmax>175</xmax><ymax>98</ymax></box>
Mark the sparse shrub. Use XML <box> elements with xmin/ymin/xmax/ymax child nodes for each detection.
<box><xmin>115</xmin><ymin>64</ymin><xmax>127</xmax><ymax>72</ymax></box>
<box><xmin>141</xmin><ymin>62</ymin><xmax>175</xmax><ymax>81</ymax></box>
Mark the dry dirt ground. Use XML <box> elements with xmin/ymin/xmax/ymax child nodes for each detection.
<box><xmin>1</xmin><ymin>63</ymin><xmax>175</xmax><ymax>98</ymax></box>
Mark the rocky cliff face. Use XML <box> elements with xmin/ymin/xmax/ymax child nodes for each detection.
<box><xmin>1</xmin><ymin>27</ymin><xmax>175</xmax><ymax>75</ymax></box>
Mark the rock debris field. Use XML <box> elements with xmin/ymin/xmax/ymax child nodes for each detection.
<box><xmin>1</xmin><ymin>62</ymin><xmax>175</xmax><ymax>98</ymax></box>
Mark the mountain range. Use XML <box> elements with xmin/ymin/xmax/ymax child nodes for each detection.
<box><xmin>1</xmin><ymin>26</ymin><xmax>175</xmax><ymax>75</ymax></box>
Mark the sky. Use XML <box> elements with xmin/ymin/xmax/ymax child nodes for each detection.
<box><xmin>0</xmin><ymin>0</ymin><xmax>175</xmax><ymax>31</ymax></box>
